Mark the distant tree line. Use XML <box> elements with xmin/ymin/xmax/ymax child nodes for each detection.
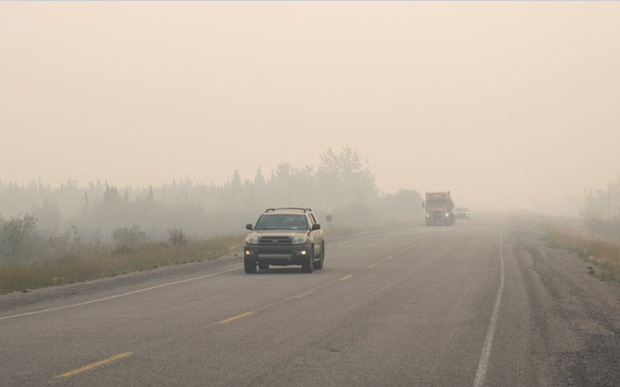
<box><xmin>583</xmin><ymin>180</ymin><xmax>620</xmax><ymax>218</ymax></box>
<box><xmin>0</xmin><ymin>148</ymin><xmax>424</xmax><ymax>262</ymax></box>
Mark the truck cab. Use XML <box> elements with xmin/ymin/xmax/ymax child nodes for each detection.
<box><xmin>422</xmin><ymin>191</ymin><xmax>455</xmax><ymax>226</ymax></box>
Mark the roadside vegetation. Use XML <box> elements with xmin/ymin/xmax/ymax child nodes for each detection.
<box><xmin>544</xmin><ymin>215</ymin><xmax>620</xmax><ymax>282</ymax></box>
<box><xmin>0</xmin><ymin>217</ymin><xmax>241</xmax><ymax>294</ymax></box>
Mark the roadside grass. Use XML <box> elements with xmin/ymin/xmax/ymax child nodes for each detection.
<box><xmin>0</xmin><ymin>236</ymin><xmax>242</xmax><ymax>295</ymax></box>
<box><xmin>544</xmin><ymin>225</ymin><xmax>620</xmax><ymax>282</ymax></box>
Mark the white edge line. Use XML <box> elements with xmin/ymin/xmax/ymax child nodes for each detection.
<box><xmin>0</xmin><ymin>266</ymin><xmax>240</xmax><ymax>321</ymax></box>
<box><xmin>473</xmin><ymin>222</ymin><xmax>505</xmax><ymax>387</ymax></box>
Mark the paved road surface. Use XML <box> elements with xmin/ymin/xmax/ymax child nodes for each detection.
<box><xmin>2</xmin><ymin>214</ymin><xmax>620</xmax><ymax>387</ymax></box>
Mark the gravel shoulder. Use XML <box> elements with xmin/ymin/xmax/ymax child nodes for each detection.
<box><xmin>512</xmin><ymin>218</ymin><xmax>620</xmax><ymax>387</ymax></box>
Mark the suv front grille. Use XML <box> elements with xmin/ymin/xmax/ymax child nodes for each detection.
<box><xmin>259</xmin><ymin>236</ymin><xmax>292</xmax><ymax>245</ymax></box>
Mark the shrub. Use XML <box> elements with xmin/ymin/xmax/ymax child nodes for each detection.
<box><xmin>582</xmin><ymin>212</ymin><xmax>620</xmax><ymax>242</ymax></box>
<box><xmin>168</xmin><ymin>228</ymin><xmax>189</xmax><ymax>246</ymax></box>
<box><xmin>112</xmin><ymin>225</ymin><xmax>149</xmax><ymax>254</ymax></box>
<box><xmin>0</xmin><ymin>213</ymin><xmax>41</xmax><ymax>265</ymax></box>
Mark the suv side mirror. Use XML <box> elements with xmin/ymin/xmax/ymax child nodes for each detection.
<box><xmin>311</xmin><ymin>224</ymin><xmax>321</xmax><ymax>231</ymax></box>
<box><xmin>246</xmin><ymin>223</ymin><xmax>253</xmax><ymax>231</ymax></box>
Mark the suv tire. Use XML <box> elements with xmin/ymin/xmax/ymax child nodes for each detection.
<box><xmin>314</xmin><ymin>242</ymin><xmax>325</xmax><ymax>270</ymax></box>
<box><xmin>244</xmin><ymin>260</ymin><xmax>257</xmax><ymax>274</ymax></box>
<box><xmin>302</xmin><ymin>248</ymin><xmax>314</xmax><ymax>273</ymax></box>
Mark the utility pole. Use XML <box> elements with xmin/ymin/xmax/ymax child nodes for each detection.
<box><xmin>609</xmin><ymin>184</ymin><xmax>612</xmax><ymax>214</ymax></box>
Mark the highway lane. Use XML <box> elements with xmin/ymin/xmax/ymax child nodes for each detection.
<box><xmin>1</xmin><ymin>215</ymin><xmax>609</xmax><ymax>387</ymax></box>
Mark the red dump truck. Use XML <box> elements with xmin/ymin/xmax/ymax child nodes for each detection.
<box><xmin>423</xmin><ymin>191</ymin><xmax>455</xmax><ymax>226</ymax></box>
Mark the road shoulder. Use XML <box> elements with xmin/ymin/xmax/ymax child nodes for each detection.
<box><xmin>513</xmin><ymin>220</ymin><xmax>620</xmax><ymax>387</ymax></box>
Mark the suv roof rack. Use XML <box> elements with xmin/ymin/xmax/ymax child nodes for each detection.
<box><xmin>265</xmin><ymin>207</ymin><xmax>312</xmax><ymax>213</ymax></box>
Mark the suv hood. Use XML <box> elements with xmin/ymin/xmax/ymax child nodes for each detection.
<box><xmin>251</xmin><ymin>230</ymin><xmax>308</xmax><ymax>237</ymax></box>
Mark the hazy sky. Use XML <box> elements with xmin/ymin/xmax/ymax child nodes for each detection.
<box><xmin>1</xmin><ymin>2</ymin><xmax>619</xmax><ymax>210</ymax></box>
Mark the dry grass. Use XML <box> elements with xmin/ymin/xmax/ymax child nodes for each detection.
<box><xmin>0</xmin><ymin>235</ymin><xmax>243</xmax><ymax>295</ymax></box>
<box><xmin>545</xmin><ymin>224</ymin><xmax>620</xmax><ymax>282</ymax></box>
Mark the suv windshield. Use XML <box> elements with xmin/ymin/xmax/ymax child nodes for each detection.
<box><xmin>255</xmin><ymin>214</ymin><xmax>308</xmax><ymax>230</ymax></box>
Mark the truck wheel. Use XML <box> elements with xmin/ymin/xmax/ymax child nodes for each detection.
<box><xmin>314</xmin><ymin>243</ymin><xmax>325</xmax><ymax>270</ymax></box>
<box><xmin>244</xmin><ymin>260</ymin><xmax>257</xmax><ymax>274</ymax></box>
<box><xmin>258</xmin><ymin>263</ymin><xmax>269</xmax><ymax>270</ymax></box>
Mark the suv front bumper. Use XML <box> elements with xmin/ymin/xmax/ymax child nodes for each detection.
<box><xmin>244</xmin><ymin>244</ymin><xmax>312</xmax><ymax>266</ymax></box>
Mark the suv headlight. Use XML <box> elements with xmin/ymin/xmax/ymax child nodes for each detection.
<box><xmin>292</xmin><ymin>235</ymin><xmax>307</xmax><ymax>244</ymax></box>
<box><xmin>445</xmin><ymin>213</ymin><xmax>450</xmax><ymax>217</ymax></box>
<box><xmin>246</xmin><ymin>235</ymin><xmax>259</xmax><ymax>244</ymax></box>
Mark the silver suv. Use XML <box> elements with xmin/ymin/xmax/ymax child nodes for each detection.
<box><xmin>244</xmin><ymin>208</ymin><xmax>325</xmax><ymax>273</ymax></box>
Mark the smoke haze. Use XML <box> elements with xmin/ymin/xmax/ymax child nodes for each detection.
<box><xmin>1</xmin><ymin>2</ymin><xmax>619</xmax><ymax>211</ymax></box>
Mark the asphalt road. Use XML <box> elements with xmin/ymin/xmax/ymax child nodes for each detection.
<box><xmin>2</xmin><ymin>215</ymin><xmax>620</xmax><ymax>387</ymax></box>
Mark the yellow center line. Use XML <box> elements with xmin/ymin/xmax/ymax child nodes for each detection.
<box><xmin>385</xmin><ymin>255</ymin><xmax>394</xmax><ymax>260</ymax></box>
<box><xmin>367</xmin><ymin>263</ymin><xmax>377</xmax><ymax>268</ymax></box>
<box><xmin>295</xmin><ymin>290</ymin><xmax>315</xmax><ymax>299</ymax></box>
<box><xmin>340</xmin><ymin>274</ymin><xmax>353</xmax><ymax>282</ymax></box>
<box><xmin>219</xmin><ymin>312</ymin><xmax>253</xmax><ymax>325</ymax></box>
<box><xmin>53</xmin><ymin>352</ymin><xmax>133</xmax><ymax>379</ymax></box>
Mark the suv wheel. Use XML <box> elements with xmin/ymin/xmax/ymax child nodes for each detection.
<box><xmin>302</xmin><ymin>248</ymin><xmax>314</xmax><ymax>273</ymax></box>
<box><xmin>314</xmin><ymin>242</ymin><xmax>325</xmax><ymax>270</ymax></box>
<box><xmin>258</xmin><ymin>263</ymin><xmax>269</xmax><ymax>270</ymax></box>
<box><xmin>244</xmin><ymin>259</ymin><xmax>257</xmax><ymax>274</ymax></box>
